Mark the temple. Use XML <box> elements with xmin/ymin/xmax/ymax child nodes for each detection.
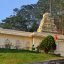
<box><xmin>0</xmin><ymin>13</ymin><xmax>64</xmax><ymax>56</ymax></box>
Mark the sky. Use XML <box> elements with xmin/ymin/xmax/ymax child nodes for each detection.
<box><xmin>0</xmin><ymin>0</ymin><xmax>38</xmax><ymax>22</ymax></box>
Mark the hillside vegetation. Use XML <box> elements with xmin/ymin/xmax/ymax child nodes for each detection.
<box><xmin>0</xmin><ymin>0</ymin><xmax>64</xmax><ymax>33</ymax></box>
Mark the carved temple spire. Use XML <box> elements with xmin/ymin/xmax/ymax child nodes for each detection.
<box><xmin>37</xmin><ymin>13</ymin><xmax>57</xmax><ymax>33</ymax></box>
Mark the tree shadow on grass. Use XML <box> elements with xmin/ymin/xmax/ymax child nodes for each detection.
<box><xmin>0</xmin><ymin>48</ymin><xmax>37</xmax><ymax>53</ymax></box>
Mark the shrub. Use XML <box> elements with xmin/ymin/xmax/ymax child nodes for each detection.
<box><xmin>5</xmin><ymin>43</ymin><xmax>12</xmax><ymax>49</ymax></box>
<box><xmin>37</xmin><ymin>35</ymin><xmax>56</xmax><ymax>53</ymax></box>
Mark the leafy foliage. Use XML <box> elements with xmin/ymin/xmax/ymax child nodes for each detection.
<box><xmin>37</xmin><ymin>35</ymin><xmax>56</xmax><ymax>53</ymax></box>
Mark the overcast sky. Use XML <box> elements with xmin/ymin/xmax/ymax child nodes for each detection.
<box><xmin>0</xmin><ymin>0</ymin><xmax>38</xmax><ymax>22</ymax></box>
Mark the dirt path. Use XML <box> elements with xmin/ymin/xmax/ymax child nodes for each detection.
<box><xmin>31</xmin><ymin>59</ymin><xmax>64</xmax><ymax>64</ymax></box>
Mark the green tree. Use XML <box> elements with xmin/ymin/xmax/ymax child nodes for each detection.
<box><xmin>2</xmin><ymin>15</ymin><xmax>28</xmax><ymax>31</ymax></box>
<box><xmin>37</xmin><ymin>35</ymin><xmax>56</xmax><ymax>53</ymax></box>
<box><xmin>13</xmin><ymin>8</ymin><xmax>19</xmax><ymax>15</ymax></box>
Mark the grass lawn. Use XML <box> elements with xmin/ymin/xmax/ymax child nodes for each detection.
<box><xmin>0</xmin><ymin>49</ymin><xmax>63</xmax><ymax>64</ymax></box>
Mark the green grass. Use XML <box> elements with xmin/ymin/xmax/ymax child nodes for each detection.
<box><xmin>0</xmin><ymin>49</ymin><xmax>63</xmax><ymax>64</ymax></box>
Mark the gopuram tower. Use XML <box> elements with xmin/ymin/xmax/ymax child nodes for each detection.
<box><xmin>37</xmin><ymin>13</ymin><xmax>57</xmax><ymax>33</ymax></box>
